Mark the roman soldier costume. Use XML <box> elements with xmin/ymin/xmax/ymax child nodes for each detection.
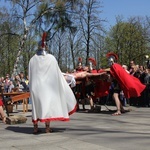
<box><xmin>106</xmin><ymin>52</ymin><xmax>146</xmax><ymax>98</ymax></box>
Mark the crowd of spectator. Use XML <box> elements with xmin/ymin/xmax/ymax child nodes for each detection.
<box><xmin>0</xmin><ymin>72</ymin><xmax>29</xmax><ymax>123</ymax></box>
<box><xmin>127</xmin><ymin>61</ymin><xmax>150</xmax><ymax>107</ymax></box>
<box><xmin>0</xmin><ymin>72</ymin><xmax>29</xmax><ymax>93</ymax></box>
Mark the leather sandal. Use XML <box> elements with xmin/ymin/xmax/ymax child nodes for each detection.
<box><xmin>112</xmin><ymin>112</ymin><xmax>121</xmax><ymax>116</ymax></box>
<box><xmin>33</xmin><ymin>124</ymin><xmax>41</xmax><ymax>134</ymax></box>
<box><xmin>45</xmin><ymin>124</ymin><xmax>53</xmax><ymax>133</ymax></box>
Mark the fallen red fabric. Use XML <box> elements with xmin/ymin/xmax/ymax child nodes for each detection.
<box><xmin>110</xmin><ymin>63</ymin><xmax>146</xmax><ymax>98</ymax></box>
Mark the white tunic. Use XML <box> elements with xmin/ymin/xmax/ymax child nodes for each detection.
<box><xmin>28</xmin><ymin>54</ymin><xmax>77</xmax><ymax>123</ymax></box>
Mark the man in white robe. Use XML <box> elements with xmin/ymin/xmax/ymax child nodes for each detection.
<box><xmin>28</xmin><ymin>38</ymin><xmax>77</xmax><ymax>134</ymax></box>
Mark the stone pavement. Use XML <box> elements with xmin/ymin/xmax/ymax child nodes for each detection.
<box><xmin>0</xmin><ymin>104</ymin><xmax>150</xmax><ymax>150</ymax></box>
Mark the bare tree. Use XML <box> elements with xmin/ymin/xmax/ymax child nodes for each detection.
<box><xmin>78</xmin><ymin>0</ymin><xmax>104</xmax><ymax>65</ymax></box>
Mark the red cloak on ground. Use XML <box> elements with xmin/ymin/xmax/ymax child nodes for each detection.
<box><xmin>110</xmin><ymin>63</ymin><xmax>146</xmax><ymax>98</ymax></box>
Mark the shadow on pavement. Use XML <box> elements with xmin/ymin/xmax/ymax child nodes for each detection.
<box><xmin>5</xmin><ymin>126</ymin><xmax>67</xmax><ymax>134</ymax></box>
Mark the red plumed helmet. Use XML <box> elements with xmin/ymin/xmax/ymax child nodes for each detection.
<box><xmin>88</xmin><ymin>57</ymin><xmax>96</xmax><ymax>66</ymax></box>
<box><xmin>106</xmin><ymin>52</ymin><xmax>118</xmax><ymax>62</ymax></box>
<box><xmin>41</xmin><ymin>32</ymin><xmax>47</xmax><ymax>48</ymax></box>
<box><xmin>78</xmin><ymin>57</ymin><xmax>82</xmax><ymax>63</ymax></box>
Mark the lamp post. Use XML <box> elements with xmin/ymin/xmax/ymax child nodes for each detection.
<box><xmin>145</xmin><ymin>55</ymin><xmax>150</xmax><ymax>69</ymax></box>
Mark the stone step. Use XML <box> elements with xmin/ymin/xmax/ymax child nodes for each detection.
<box><xmin>6</xmin><ymin>115</ymin><xmax>27</xmax><ymax>125</ymax></box>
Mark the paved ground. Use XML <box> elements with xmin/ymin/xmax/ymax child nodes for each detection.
<box><xmin>0</xmin><ymin>104</ymin><xmax>150</xmax><ymax>150</ymax></box>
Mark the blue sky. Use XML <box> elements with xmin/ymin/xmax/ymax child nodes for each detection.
<box><xmin>101</xmin><ymin>0</ymin><xmax>149</xmax><ymax>29</ymax></box>
<box><xmin>1</xmin><ymin>0</ymin><xmax>149</xmax><ymax>29</ymax></box>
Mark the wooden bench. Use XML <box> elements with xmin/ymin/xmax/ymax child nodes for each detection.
<box><xmin>11</xmin><ymin>92</ymin><xmax>30</xmax><ymax>113</ymax></box>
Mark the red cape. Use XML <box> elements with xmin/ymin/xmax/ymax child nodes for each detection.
<box><xmin>94</xmin><ymin>80</ymin><xmax>110</xmax><ymax>98</ymax></box>
<box><xmin>89</xmin><ymin>72</ymin><xmax>110</xmax><ymax>98</ymax></box>
<box><xmin>110</xmin><ymin>63</ymin><xmax>146</xmax><ymax>98</ymax></box>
